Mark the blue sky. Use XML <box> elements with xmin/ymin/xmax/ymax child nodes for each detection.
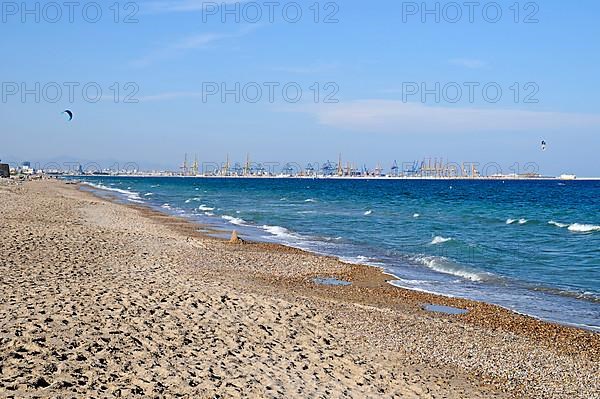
<box><xmin>1</xmin><ymin>0</ymin><xmax>599</xmax><ymax>175</ymax></box>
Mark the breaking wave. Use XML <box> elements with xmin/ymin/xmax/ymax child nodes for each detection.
<box><xmin>506</xmin><ymin>218</ymin><xmax>528</xmax><ymax>225</ymax></box>
<box><xmin>568</xmin><ymin>224</ymin><xmax>600</xmax><ymax>233</ymax></box>
<box><xmin>430</xmin><ymin>236</ymin><xmax>453</xmax><ymax>245</ymax></box>
<box><xmin>548</xmin><ymin>221</ymin><xmax>599</xmax><ymax>233</ymax></box>
<box><xmin>338</xmin><ymin>255</ymin><xmax>385</xmax><ymax>267</ymax></box>
<box><xmin>549</xmin><ymin>220</ymin><xmax>569</xmax><ymax>228</ymax></box>
<box><xmin>221</xmin><ymin>215</ymin><xmax>246</xmax><ymax>226</ymax></box>
<box><xmin>84</xmin><ymin>182</ymin><xmax>144</xmax><ymax>204</ymax></box>
<box><xmin>261</xmin><ymin>225</ymin><xmax>298</xmax><ymax>240</ymax></box>
<box><xmin>411</xmin><ymin>255</ymin><xmax>492</xmax><ymax>282</ymax></box>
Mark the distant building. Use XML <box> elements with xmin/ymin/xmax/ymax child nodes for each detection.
<box><xmin>20</xmin><ymin>162</ymin><xmax>34</xmax><ymax>175</ymax></box>
<box><xmin>0</xmin><ymin>163</ymin><xmax>9</xmax><ymax>178</ymax></box>
<box><xmin>559</xmin><ymin>174</ymin><xmax>577</xmax><ymax>180</ymax></box>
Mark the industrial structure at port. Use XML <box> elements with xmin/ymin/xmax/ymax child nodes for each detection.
<box><xmin>177</xmin><ymin>154</ymin><xmax>547</xmax><ymax>179</ymax></box>
<box><xmin>4</xmin><ymin>155</ymin><xmax>577</xmax><ymax>180</ymax></box>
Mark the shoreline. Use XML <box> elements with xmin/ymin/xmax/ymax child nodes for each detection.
<box><xmin>1</xmin><ymin>179</ymin><xmax>598</xmax><ymax>397</ymax></box>
<box><xmin>134</xmin><ymin>204</ymin><xmax>600</xmax><ymax>346</ymax></box>
<box><xmin>80</xmin><ymin>181</ymin><xmax>600</xmax><ymax>348</ymax></box>
<box><xmin>80</xmin><ymin>180</ymin><xmax>600</xmax><ymax>333</ymax></box>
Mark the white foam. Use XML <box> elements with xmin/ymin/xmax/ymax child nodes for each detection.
<box><xmin>364</xmin><ymin>210</ymin><xmax>373</xmax><ymax>215</ymax></box>
<box><xmin>222</xmin><ymin>215</ymin><xmax>246</xmax><ymax>226</ymax></box>
<box><xmin>198</xmin><ymin>204</ymin><xmax>215</xmax><ymax>211</ymax></box>
<box><xmin>506</xmin><ymin>218</ymin><xmax>528</xmax><ymax>225</ymax></box>
<box><xmin>548</xmin><ymin>220</ymin><xmax>569</xmax><ymax>228</ymax></box>
<box><xmin>185</xmin><ymin>199</ymin><xmax>191</xmax><ymax>203</ymax></box>
<box><xmin>430</xmin><ymin>236</ymin><xmax>453</xmax><ymax>245</ymax></box>
<box><xmin>340</xmin><ymin>255</ymin><xmax>378</xmax><ymax>266</ymax></box>
<box><xmin>338</xmin><ymin>255</ymin><xmax>386</xmax><ymax>267</ymax></box>
<box><xmin>389</xmin><ymin>280</ymin><xmax>450</xmax><ymax>296</ymax></box>
<box><xmin>144</xmin><ymin>192</ymin><xmax>153</xmax><ymax>196</ymax></box>
<box><xmin>161</xmin><ymin>203</ymin><xmax>171</xmax><ymax>209</ymax></box>
<box><xmin>412</xmin><ymin>255</ymin><xmax>490</xmax><ymax>282</ymax></box>
<box><xmin>262</xmin><ymin>225</ymin><xmax>297</xmax><ymax>240</ymax></box>
<box><xmin>85</xmin><ymin>182</ymin><xmax>143</xmax><ymax>203</ymax></box>
<box><xmin>568</xmin><ymin>223</ymin><xmax>600</xmax><ymax>233</ymax></box>
<box><xmin>304</xmin><ymin>198</ymin><xmax>316</xmax><ymax>203</ymax></box>
<box><xmin>393</xmin><ymin>277</ymin><xmax>430</xmax><ymax>285</ymax></box>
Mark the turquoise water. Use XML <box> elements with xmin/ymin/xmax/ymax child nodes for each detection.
<box><xmin>76</xmin><ymin>177</ymin><xmax>600</xmax><ymax>331</ymax></box>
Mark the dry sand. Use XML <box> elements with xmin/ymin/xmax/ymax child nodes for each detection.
<box><xmin>0</xmin><ymin>180</ymin><xmax>598</xmax><ymax>398</ymax></box>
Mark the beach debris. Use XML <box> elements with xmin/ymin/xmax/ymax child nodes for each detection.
<box><xmin>229</xmin><ymin>230</ymin><xmax>244</xmax><ymax>244</ymax></box>
<box><xmin>313</xmin><ymin>277</ymin><xmax>352</xmax><ymax>286</ymax></box>
<box><xmin>423</xmin><ymin>304</ymin><xmax>468</xmax><ymax>315</ymax></box>
<box><xmin>63</xmin><ymin>109</ymin><xmax>73</xmax><ymax>121</ymax></box>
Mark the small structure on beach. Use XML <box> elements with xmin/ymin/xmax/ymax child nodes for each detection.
<box><xmin>229</xmin><ymin>230</ymin><xmax>245</xmax><ymax>244</ymax></box>
<box><xmin>0</xmin><ymin>163</ymin><xmax>10</xmax><ymax>178</ymax></box>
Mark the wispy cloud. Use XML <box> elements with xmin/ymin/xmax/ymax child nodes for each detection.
<box><xmin>271</xmin><ymin>64</ymin><xmax>339</xmax><ymax>74</ymax></box>
<box><xmin>174</xmin><ymin>32</ymin><xmax>233</xmax><ymax>49</ymax></box>
<box><xmin>449</xmin><ymin>58</ymin><xmax>487</xmax><ymax>69</ymax></box>
<box><xmin>301</xmin><ymin>100</ymin><xmax>600</xmax><ymax>133</ymax></box>
<box><xmin>130</xmin><ymin>26</ymin><xmax>258</xmax><ymax>67</ymax></box>
<box><xmin>138</xmin><ymin>91</ymin><xmax>204</xmax><ymax>102</ymax></box>
<box><xmin>144</xmin><ymin>0</ymin><xmax>247</xmax><ymax>13</ymax></box>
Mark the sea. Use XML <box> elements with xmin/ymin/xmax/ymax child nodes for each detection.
<box><xmin>73</xmin><ymin>176</ymin><xmax>600</xmax><ymax>331</ymax></box>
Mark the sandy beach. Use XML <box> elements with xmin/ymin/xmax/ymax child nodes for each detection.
<box><xmin>0</xmin><ymin>180</ymin><xmax>598</xmax><ymax>398</ymax></box>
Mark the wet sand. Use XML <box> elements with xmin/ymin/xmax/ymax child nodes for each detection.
<box><xmin>0</xmin><ymin>180</ymin><xmax>598</xmax><ymax>398</ymax></box>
